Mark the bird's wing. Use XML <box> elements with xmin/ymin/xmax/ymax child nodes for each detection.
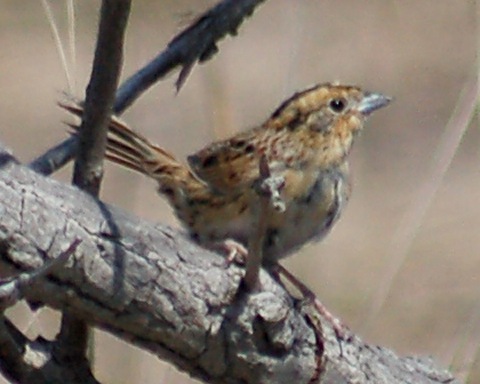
<box><xmin>188</xmin><ymin>127</ymin><xmax>278</xmax><ymax>193</ymax></box>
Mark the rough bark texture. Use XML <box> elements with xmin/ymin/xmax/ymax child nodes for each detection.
<box><xmin>0</xmin><ymin>144</ymin><xmax>459</xmax><ymax>383</ymax></box>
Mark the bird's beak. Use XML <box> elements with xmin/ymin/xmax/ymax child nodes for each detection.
<box><xmin>358</xmin><ymin>92</ymin><xmax>392</xmax><ymax>115</ymax></box>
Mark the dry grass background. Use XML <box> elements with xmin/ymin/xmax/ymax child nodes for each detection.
<box><xmin>0</xmin><ymin>1</ymin><xmax>479</xmax><ymax>383</ymax></box>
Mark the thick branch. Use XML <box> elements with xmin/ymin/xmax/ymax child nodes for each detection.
<box><xmin>29</xmin><ymin>0</ymin><xmax>268</xmax><ymax>176</ymax></box>
<box><xmin>0</xmin><ymin>144</ymin><xmax>459</xmax><ymax>384</ymax></box>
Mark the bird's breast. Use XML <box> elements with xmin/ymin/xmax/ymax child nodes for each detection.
<box><xmin>262</xmin><ymin>163</ymin><xmax>351</xmax><ymax>263</ymax></box>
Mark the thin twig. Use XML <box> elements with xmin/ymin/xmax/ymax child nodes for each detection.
<box><xmin>41</xmin><ymin>0</ymin><xmax>74</xmax><ymax>93</ymax></box>
<box><xmin>67</xmin><ymin>0</ymin><xmax>77</xmax><ymax>94</ymax></box>
<box><xmin>244</xmin><ymin>155</ymin><xmax>285</xmax><ymax>290</ymax></box>
<box><xmin>29</xmin><ymin>0</ymin><xmax>268</xmax><ymax>176</ymax></box>
<box><xmin>0</xmin><ymin>240</ymin><xmax>80</xmax><ymax>311</ymax></box>
<box><xmin>116</xmin><ymin>0</ymin><xmax>267</xmax><ymax>106</ymax></box>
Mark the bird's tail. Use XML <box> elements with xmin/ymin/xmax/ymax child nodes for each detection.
<box><xmin>59</xmin><ymin>102</ymin><xmax>207</xmax><ymax>205</ymax></box>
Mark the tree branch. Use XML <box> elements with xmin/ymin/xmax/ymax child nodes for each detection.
<box><xmin>0</xmin><ymin>315</ymin><xmax>99</xmax><ymax>384</ymax></box>
<box><xmin>29</xmin><ymin>0</ymin><xmax>268</xmax><ymax>176</ymax></box>
<box><xmin>0</xmin><ymin>240</ymin><xmax>79</xmax><ymax>311</ymax></box>
<box><xmin>59</xmin><ymin>0</ymin><xmax>131</xmax><ymax>370</ymax></box>
<box><xmin>0</xmin><ymin>143</ymin><xmax>459</xmax><ymax>383</ymax></box>
<box><xmin>72</xmin><ymin>0</ymin><xmax>131</xmax><ymax>194</ymax></box>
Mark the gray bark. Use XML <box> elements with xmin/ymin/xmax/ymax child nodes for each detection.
<box><xmin>0</xmin><ymin>144</ymin><xmax>458</xmax><ymax>383</ymax></box>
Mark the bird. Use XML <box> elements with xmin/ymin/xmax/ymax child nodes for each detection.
<box><xmin>62</xmin><ymin>83</ymin><xmax>391</xmax><ymax>269</ymax></box>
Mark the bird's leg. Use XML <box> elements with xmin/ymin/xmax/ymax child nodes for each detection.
<box><xmin>271</xmin><ymin>263</ymin><xmax>350</xmax><ymax>340</ymax></box>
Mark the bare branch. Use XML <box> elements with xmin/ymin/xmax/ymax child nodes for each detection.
<box><xmin>0</xmin><ymin>144</ymin><xmax>459</xmax><ymax>384</ymax></box>
<box><xmin>0</xmin><ymin>316</ymin><xmax>29</xmax><ymax>383</ymax></box>
<box><xmin>28</xmin><ymin>0</ymin><xmax>268</xmax><ymax>176</ymax></box>
<box><xmin>0</xmin><ymin>316</ymin><xmax>100</xmax><ymax>384</ymax></box>
<box><xmin>115</xmin><ymin>0</ymin><xmax>267</xmax><ymax>107</ymax></box>
<box><xmin>245</xmin><ymin>155</ymin><xmax>285</xmax><ymax>290</ymax></box>
<box><xmin>0</xmin><ymin>240</ymin><xmax>79</xmax><ymax>311</ymax></box>
<box><xmin>57</xmin><ymin>0</ymin><xmax>132</xmax><ymax>369</ymax></box>
<box><xmin>72</xmin><ymin>0</ymin><xmax>131</xmax><ymax>194</ymax></box>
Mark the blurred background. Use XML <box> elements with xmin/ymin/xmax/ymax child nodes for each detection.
<box><xmin>0</xmin><ymin>1</ymin><xmax>479</xmax><ymax>383</ymax></box>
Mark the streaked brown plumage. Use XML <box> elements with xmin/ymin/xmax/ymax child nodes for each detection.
<box><xmin>62</xmin><ymin>83</ymin><xmax>391</xmax><ymax>265</ymax></box>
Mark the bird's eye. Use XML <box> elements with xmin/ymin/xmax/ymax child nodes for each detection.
<box><xmin>329</xmin><ymin>98</ymin><xmax>347</xmax><ymax>113</ymax></box>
